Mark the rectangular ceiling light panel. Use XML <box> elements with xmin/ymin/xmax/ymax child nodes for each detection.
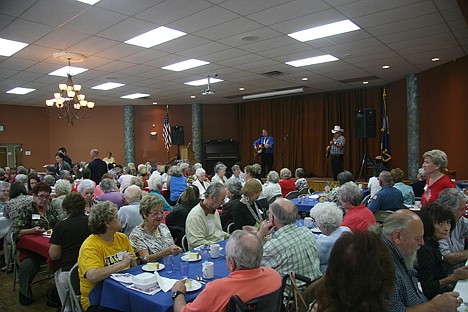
<box><xmin>48</xmin><ymin>66</ymin><xmax>89</xmax><ymax>77</ymax></box>
<box><xmin>184</xmin><ymin>77</ymin><xmax>223</xmax><ymax>86</ymax></box>
<box><xmin>121</xmin><ymin>93</ymin><xmax>149</xmax><ymax>99</ymax></box>
<box><xmin>288</xmin><ymin>19</ymin><xmax>360</xmax><ymax>42</ymax></box>
<box><xmin>6</xmin><ymin>87</ymin><xmax>36</xmax><ymax>94</ymax></box>
<box><xmin>286</xmin><ymin>54</ymin><xmax>339</xmax><ymax>67</ymax></box>
<box><xmin>0</xmin><ymin>38</ymin><xmax>29</xmax><ymax>56</ymax></box>
<box><xmin>76</xmin><ymin>0</ymin><xmax>100</xmax><ymax>4</ymax></box>
<box><xmin>92</xmin><ymin>82</ymin><xmax>125</xmax><ymax>90</ymax></box>
<box><xmin>162</xmin><ymin>59</ymin><xmax>209</xmax><ymax>72</ymax></box>
<box><xmin>125</xmin><ymin>26</ymin><xmax>187</xmax><ymax>48</ymax></box>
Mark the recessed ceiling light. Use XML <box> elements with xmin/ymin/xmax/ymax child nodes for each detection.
<box><xmin>6</xmin><ymin>87</ymin><xmax>35</xmax><ymax>95</ymax></box>
<box><xmin>0</xmin><ymin>38</ymin><xmax>28</xmax><ymax>56</ymax></box>
<box><xmin>239</xmin><ymin>87</ymin><xmax>245</xmax><ymax>91</ymax></box>
<box><xmin>286</xmin><ymin>54</ymin><xmax>339</xmax><ymax>67</ymax></box>
<box><xmin>92</xmin><ymin>82</ymin><xmax>125</xmax><ymax>90</ymax></box>
<box><xmin>162</xmin><ymin>59</ymin><xmax>209</xmax><ymax>72</ymax></box>
<box><xmin>185</xmin><ymin>77</ymin><xmax>223</xmax><ymax>86</ymax></box>
<box><xmin>432</xmin><ymin>57</ymin><xmax>440</xmax><ymax>62</ymax></box>
<box><xmin>301</xmin><ymin>77</ymin><xmax>308</xmax><ymax>81</ymax></box>
<box><xmin>125</xmin><ymin>26</ymin><xmax>186</xmax><ymax>48</ymax></box>
<box><xmin>191</xmin><ymin>95</ymin><xmax>196</xmax><ymax>98</ymax></box>
<box><xmin>363</xmin><ymin>81</ymin><xmax>369</xmax><ymax>84</ymax></box>
<box><xmin>288</xmin><ymin>19</ymin><xmax>360</xmax><ymax>42</ymax></box>
<box><xmin>76</xmin><ymin>0</ymin><xmax>100</xmax><ymax>4</ymax></box>
<box><xmin>153</xmin><ymin>102</ymin><xmax>157</xmax><ymax>105</ymax></box>
<box><xmin>48</xmin><ymin>66</ymin><xmax>88</xmax><ymax>77</ymax></box>
<box><xmin>382</xmin><ymin>65</ymin><xmax>390</xmax><ymax>69</ymax></box>
<box><xmin>121</xmin><ymin>93</ymin><xmax>150</xmax><ymax>99</ymax></box>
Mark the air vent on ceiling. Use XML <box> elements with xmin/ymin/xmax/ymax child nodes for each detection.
<box><xmin>262</xmin><ymin>71</ymin><xmax>284</xmax><ymax>77</ymax></box>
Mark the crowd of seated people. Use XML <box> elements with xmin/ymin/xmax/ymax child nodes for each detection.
<box><xmin>0</xmin><ymin>146</ymin><xmax>467</xmax><ymax>312</ymax></box>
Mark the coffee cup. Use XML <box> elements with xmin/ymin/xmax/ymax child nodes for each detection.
<box><xmin>209</xmin><ymin>244</ymin><xmax>220</xmax><ymax>258</ymax></box>
<box><xmin>304</xmin><ymin>217</ymin><xmax>313</xmax><ymax>227</ymax></box>
<box><xmin>202</xmin><ymin>261</ymin><xmax>214</xmax><ymax>279</ymax></box>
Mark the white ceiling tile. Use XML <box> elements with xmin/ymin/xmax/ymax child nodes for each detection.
<box><xmin>96</xmin><ymin>0</ymin><xmax>163</xmax><ymax>15</ymax></box>
<box><xmin>0</xmin><ymin>0</ymin><xmax>40</xmax><ymax>17</ymax></box>
<box><xmin>96</xmin><ymin>17</ymin><xmax>158</xmax><ymax>42</ymax></box>
<box><xmin>219</xmin><ymin>0</ymin><xmax>292</xmax><ymax>15</ymax></box>
<box><xmin>120</xmin><ymin>49</ymin><xmax>169</xmax><ymax>64</ymax></box>
<box><xmin>95</xmin><ymin>43</ymin><xmax>146</xmax><ymax>60</ymax></box>
<box><xmin>20</xmin><ymin>0</ymin><xmax>89</xmax><ymax>27</ymax></box>
<box><xmin>62</xmin><ymin>6</ymin><xmax>127</xmax><ymax>35</ymax></box>
<box><xmin>0</xmin><ymin>18</ymin><xmax>53</xmax><ymax>43</ymax></box>
<box><xmin>168</xmin><ymin>5</ymin><xmax>239</xmax><ymax>33</ymax></box>
<box><xmin>33</xmin><ymin>28</ymin><xmax>91</xmax><ymax>50</ymax></box>
<box><xmin>335</xmin><ymin>0</ymin><xmax>425</xmax><ymax>18</ymax></box>
<box><xmin>135</xmin><ymin>0</ymin><xmax>212</xmax><ymax>25</ymax></box>
<box><xmin>193</xmin><ymin>17</ymin><xmax>264</xmax><ymax>41</ymax></box>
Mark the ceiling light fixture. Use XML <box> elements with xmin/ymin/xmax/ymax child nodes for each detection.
<box><xmin>92</xmin><ymin>82</ymin><xmax>125</xmax><ymax>90</ymax></box>
<box><xmin>45</xmin><ymin>52</ymin><xmax>95</xmax><ymax>126</ymax></box>
<box><xmin>76</xmin><ymin>0</ymin><xmax>100</xmax><ymax>4</ymax></box>
<box><xmin>121</xmin><ymin>93</ymin><xmax>150</xmax><ymax>99</ymax></box>
<box><xmin>6</xmin><ymin>87</ymin><xmax>35</xmax><ymax>95</ymax></box>
<box><xmin>162</xmin><ymin>59</ymin><xmax>209</xmax><ymax>72</ymax></box>
<box><xmin>125</xmin><ymin>26</ymin><xmax>186</xmax><ymax>48</ymax></box>
<box><xmin>288</xmin><ymin>19</ymin><xmax>360</xmax><ymax>42</ymax></box>
<box><xmin>432</xmin><ymin>57</ymin><xmax>440</xmax><ymax>62</ymax></box>
<box><xmin>243</xmin><ymin>88</ymin><xmax>304</xmax><ymax>100</ymax></box>
<box><xmin>286</xmin><ymin>54</ymin><xmax>339</xmax><ymax>67</ymax></box>
<box><xmin>0</xmin><ymin>38</ymin><xmax>29</xmax><ymax>56</ymax></box>
<box><xmin>185</xmin><ymin>77</ymin><xmax>223</xmax><ymax>86</ymax></box>
<box><xmin>382</xmin><ymin>65</ymin><xmax>390</xmax><ymax>69</ymax></box>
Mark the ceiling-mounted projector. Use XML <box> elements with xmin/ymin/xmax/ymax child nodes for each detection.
<box><xmin>201</xmin><ymin>74</ymin><xmax>217</xmax><ymax>96</ymax></box>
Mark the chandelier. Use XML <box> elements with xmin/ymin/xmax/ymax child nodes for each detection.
<box><xmin>45</xmin><ymin>52</ymin><xmax>95</xmax><ymax>125</ymax></box>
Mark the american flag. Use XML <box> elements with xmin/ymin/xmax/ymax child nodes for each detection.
<box><xmin>163</xmin><ymin>109</ymin><xmax>172</xmax><ymax>151</ymax></box>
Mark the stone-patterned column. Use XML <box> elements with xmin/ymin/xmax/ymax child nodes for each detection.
<box><xmin>407</xmin><ymin>74</ymin><xmax>419</xmax><ymax>181</ymax></box>
<box><xmin>192</xmin><ymin>103</ymin><xmax>203</xmax><ymax>163</ymax></box>
<box><xmin>123</xmin><ymin>105</ymin><xmax>135</xmax><ymax>165</ymax></box>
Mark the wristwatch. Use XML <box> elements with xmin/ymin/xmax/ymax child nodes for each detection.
<box><xmin>172</xmin><ymin>290</ymin><xmax>185</xmax><ymax>301</ymax></box>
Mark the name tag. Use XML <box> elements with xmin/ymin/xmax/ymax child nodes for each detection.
<box><xmin>32</xmin><ymin>214</ymin><xmax>41</xmax><ymax>220</ymax></box>
<box><xmin>423</xmin><ymin>184</ymin><xmax>428</xmax><ymax>191</ymax></box>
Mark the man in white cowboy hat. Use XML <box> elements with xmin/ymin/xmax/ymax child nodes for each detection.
<box><xmin>326</xmin><ymin>125</ymin><xmax>346</xmax><ymax>181</ymax></box>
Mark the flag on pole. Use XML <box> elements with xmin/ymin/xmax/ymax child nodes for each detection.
<box><xmin>163</xmin><ymin>106</ymin><xmax>172</xmax><ymax>152</ymax></box>
<box><xmin>380</xmin><ymin>88</ymin><xmax>391</xmax><ymax>162</ymax></box>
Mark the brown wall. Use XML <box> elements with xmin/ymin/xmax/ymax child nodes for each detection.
<box><xmin>386</xmin><ymin>55</ymin><xmax>468</xmax><ymax>178</ymax></box>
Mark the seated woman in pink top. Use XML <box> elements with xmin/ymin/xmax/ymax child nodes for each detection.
<box><xmin>337</xmin><ymin>182</ymin><xmax>376</xmax><ymax>232</ymax></box>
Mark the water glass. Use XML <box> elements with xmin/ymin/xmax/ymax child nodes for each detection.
<box><xmin>179</xmin><ymin>259</ymin><xmax>189</xmax><ymax>279</ymax></box>
<box><xmin>164</xmin><ymin>255</ymin><xmax>174</xmax><ymax>273</ymax></box>
<box><xmin>200</xmin><ymin>246</ymin><xmax>210</xmax><ymax>262</ymax></box>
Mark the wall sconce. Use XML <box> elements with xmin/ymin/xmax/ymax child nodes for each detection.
<box><xmin>150</xmin><ymin>131</ymin><xmax>157</xmax><ymax>136</ymax></box>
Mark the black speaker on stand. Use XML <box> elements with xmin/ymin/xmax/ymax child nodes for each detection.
<box><xmin>171</xmin><ymin>126</ymin><xmax>184</xmax><ymax>159</ymax></box>
<box><xmin>355</xmin><ymin>109</ymin><xmax>376</xmax><ymax>180</ymax></box>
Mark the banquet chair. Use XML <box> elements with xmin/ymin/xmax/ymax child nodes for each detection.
<box><xmin>9</xmin><ymin>231</ymin><xmax>19</xmax><ymax>291</ymax></box>
<box><xmin>307</xmin><ymin>188</ymin><xmax>315</xmax><ymax>195</ymax></box>
<box><xmin>268</xmin><ymin>194</ymin><xmax>283</xmax><ymax>205</ymax></box>
<box><xmin>298</xmin><ymin>188</ymin><xmax>309</xmax><ymax>196</ymax></box>
<box><xmin>68</xmin><ymin>263</ymin><xmax>84</xmax><ymax>312</ymax></box>
<box><xmin>283</xmin><ymin>273</ymin><xmax>322</xmax><ymax>312</ymax></box>
<box><xmin>227</xmin><ymin>222</ymin><xmax>235</xmax><ymax>234</ymax></box>
<box><xmin>285</xmin><ymin>191</ymin><xmax>299</xmax><ymax>200</ymax></box>
<box><xmin>226</xmin><ymin>282</ymin><xmax>284</xmax><ymax>312</ymax></box>
<box><xmin>361</xmin><ymin>194</ymin><xmax>372</xmax><ymax>205</ymax></box>
<box><xmin>181</xmin><ymin>235</ymin><xmax>189</xmax><ymax>252</ymax></box>
<box><xmin>374</xmin><ymin>210</ymin><xmax>394</xmax><ymax>224</ymax></box>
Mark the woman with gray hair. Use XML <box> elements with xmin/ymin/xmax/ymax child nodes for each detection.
<box><xmin>78</xmin><ymin>201</ymin><xmax>137</xmax><ymax>311</ymax></box>
<box><xmin>262</xmin><ymin>171</ymin><xmax>282</xmax><ymax>202</ymax></box>
<box><xmin>167</xmin><ymin>165</ymin><xmax>187</xmax><ymax>206</ymax></box>
<box><xmin>51</xmin><ymin>179</ymin><xmax>72</xmax><ymax>219</ymax></box>
<box><xmin>338</xmin><ymin>182</ymin><xmax>376</xmax><ymax>232</ymax></box>
<box><xmin>96</xmin><ymin>178</ymin><xmax>125</xmax><ymax>209</ymax></box>
<box><xmin>220</xmin><ymin>180</ymin><xmax>243</xmax><ymax>231</ymax></box>
<box><xmin>192</xmin><ymin>168</ymin><xmax>210</xmax><ymax>199</ymax></box>
<box><xmin>147</xmin><ymin>172</ymin><xmax>172</xmax><ymax>211</ymax></box>
<box><xmin>211</xmin><ymin>163</ymin><xmax>228</xmax><ymax>185</ymax></box>
<box><xmin>279</xmin><ymin>167</ymin><xmax>295</xmax><ymax>197</ymax></box>
<box><xmin>421</xmin><ymin>149</ymin><xmax>456</xmax><ymax>206</ymax></box>
<box><xmin>77</xmin><ymin>179</ymin><xmax>97</xmax><ymax>214</ymax></box>
<box><xmin>129</xmin><ymin>195</ymin><xmax>181</xmax><ymax>263</ymax></box>
<box><xmin>309</xmin><ymin>202</ymin><xmax>351</xmax><ymax>273</ymax></box>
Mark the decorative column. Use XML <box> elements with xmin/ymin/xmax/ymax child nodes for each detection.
<box><xmin>406</xmin><ymin>74</ymin><xmax>419</xmax><ymax>181</ymax></box>
<box><xmin>123</xmin><ymin>105</ymin><xmax>135</xmax><ymax>165</ymax></box>
<box><xmin>192</xmin><ymin>103</ymin><xmax>203</xmax><ymax>163</ymax></box>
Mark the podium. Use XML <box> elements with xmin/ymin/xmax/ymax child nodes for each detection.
<box><xmin>180</xmin><ymin>145</ymin><xmax>195</xmax><ymax>165</ymax></box>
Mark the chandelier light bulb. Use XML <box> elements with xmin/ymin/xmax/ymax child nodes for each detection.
<box><xmin>59</xmin><ymin>84</ymin><xmax>67</xmax><ymax>91</ymax></box>
<box><xmin>80</xmin><ymin>100</ymin><xmax>88</xmax><ymax>106</ymax></box>
<box><xmin>78</xmin><ymin>94</ymin><xmax>85</xmax><ymax>101</ymax></box>
<box><xmin>46</xmin><ymin>100</ymin><xmax>54</xmax><ymax>106</ymax></box>
<box><xmin>54</xmin><ymin>92</ymin><xmax>61</xmax><ymax>99</ymax></box>
<box><xmin>56</xmin><ymin>102</ymin><xmax>64</xmax><ymax>108</ymax></box>
<box><xmin>67</xmin><ymin>90</ymin><xmax>76</xmax><ymax>97</ymax></box>
<box><xmin>87</xmin><ymin>102</ymin><xmax>95</xmax><ymax>109</ymax></box>
<box><xmin>74</xmin><ymin>103</ymin><xmax>81</xmax><ymax>109</ymax></box>
<box><xmin>73</xmin><ymin>84</ymin><xmax>81</xmax><ymax>92</ymax></box>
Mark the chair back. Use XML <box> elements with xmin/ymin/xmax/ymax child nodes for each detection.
<box><xmin>68</xmin><ymin>263</ymin><xmax>84</xmax><ymax>312</ymax></box>
<box><xmin>298</xmin><ymin>188</ymin><xmax>309</xmax><ymax>196</ymax></box>
<box><xmin>285</xmin><ymin>191</ymin><xmax>299</xmax><ymax>200</ymax></box>
<box><xmin>227</xmin><ymin>284</ymin><xmax>284</xmax><ymax>312</ymax></box>
<box><xmin>268</xmin><ymin>194</ymin><xmax>283</xmax><ymax>205</ymax></box>
<box><xmin>181</xmin><ymin>235</ymin><xmax>189</xmax><ymax>252</ymax></box>
<box><xmin>226</xmin><ymin>222</ymin><xmax>235</xmax><ymax>234</ymax></box>
<box><xmin>361</xmin><ymin>194</ymin><xmax>371</xmax><ymax>205</ymax></box>
<box><xmin>374</xmin><ymin>210</ymin><xmax>394</xmax><ymax>223</ymax></box>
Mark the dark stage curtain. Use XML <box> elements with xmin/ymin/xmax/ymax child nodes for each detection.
<box><xmin>238</xmin><ymin>87</ymin><xmax>382</xmax><ymax>179</ymax></box>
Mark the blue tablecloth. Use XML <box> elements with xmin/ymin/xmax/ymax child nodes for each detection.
<box><xmin>89</xmin><ymin>241</ymin><xmax>229</xmax><ymax>312</ymax></box>
<box><xmin>290</xmin><ymin>197</ymin><xmax>319</xmax><ymax>213</ymax></box>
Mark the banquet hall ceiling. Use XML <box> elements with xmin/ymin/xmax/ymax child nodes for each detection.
<box><xmin>0</xmin><ymin>0</ymin><xmax>466</xmax><ymax>107</ymax></box>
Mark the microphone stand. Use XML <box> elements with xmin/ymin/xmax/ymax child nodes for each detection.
<box><xmin>282</xmin><ymin>135</ymin><xmax>288</xmax><ymax>169</ymax></box>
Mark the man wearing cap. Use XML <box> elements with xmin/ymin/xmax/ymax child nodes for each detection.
<box><xmin>326</xmin><ymin>125</ymin><xmax>346</xmax><ymax>181</ymax></box>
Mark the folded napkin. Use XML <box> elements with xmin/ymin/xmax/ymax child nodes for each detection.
<box><xmin>154</xmin><ymin>272</ymin><xmax>178</xmax><ymax>292</ymax></box>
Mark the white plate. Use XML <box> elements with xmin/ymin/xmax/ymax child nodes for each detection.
<box><xmin>42</xmin><ymin>233</ymin><xmax>52</xmax><ymax>237</ymax></box>
<box><xmin>311</xmin><ymin>227</ymin><xmax>322</xmax><ymax>233</ymax></box>
<box><xmin>193</xmin><ymin>246</ymin><xmax>224</xmax><ymax>251</ymax></box>
<box><xmin>409</xmin><ymin>207</ymin><xmax>421</xmax><ymax>211</ymax></box>
<box><xmin>142</xmin><ymin>264</ymin><xmax>165</xmax><ymax>272</ymax></box>
<box><xmin>185</xmin><ymin>279</ymin><xmax>202</xmax><ymax>292</ymax></box>
<box><xmin>181</xmin><ymin>255</ymin><xmax>201</xmax><ymax>262</ymax></box>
